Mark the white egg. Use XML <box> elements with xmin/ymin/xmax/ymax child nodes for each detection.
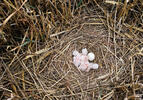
<box><xmin>91</xmin><ymin>63</ymin><xmax>99</xmax><ymax>69</ymax></box>
<box><xmin>82</xmin><ymin>48</ymin><xmax>88</xmax><ymax>55</ymax></box>
<box><xmin>88</xmin><ymin>52</ymin><xmax>95</xmax><ymax>61</ymax></box>
<box><xmin>73</xmin><ymin>50</ymin><xmax>79</xmax><ymax>56</ymax></box>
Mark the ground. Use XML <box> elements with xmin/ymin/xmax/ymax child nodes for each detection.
<box><xmin>0</xmin><ymin>0</ymin><xmax>143</xmax><ymax>100</ymax></box>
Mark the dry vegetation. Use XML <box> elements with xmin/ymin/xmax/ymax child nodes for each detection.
<box><xmin>0</xmin><ymin>0</ymin><xmax>143</xmax><ymax>100</ymax></box>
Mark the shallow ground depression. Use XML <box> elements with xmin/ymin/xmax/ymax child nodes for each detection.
<box><xmin>34</xmin><ymin>14</ymin><xmax>127</xmax><ymax>99</ymax></box>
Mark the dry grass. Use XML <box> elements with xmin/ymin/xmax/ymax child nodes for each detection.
<box><xmin>0</xmin><ymin>0</ymin><xmax>143</xmax><ymax>100</ymax></box>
